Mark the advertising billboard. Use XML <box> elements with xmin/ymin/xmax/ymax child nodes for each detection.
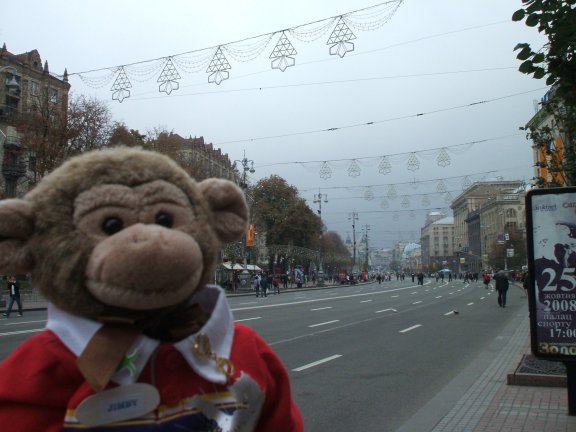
<box><xmin>526</xmin><ymin>187</ymin><xmax>576</xmax><ymax>360</ymax></box>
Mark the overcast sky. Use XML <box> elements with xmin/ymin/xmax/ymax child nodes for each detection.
<box><xmin>2</xmin><ymin>0</ymin><xmax>548</xmax><ymax>249</ymax></box>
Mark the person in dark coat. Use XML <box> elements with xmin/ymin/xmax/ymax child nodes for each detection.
<box><xmin>494</xmin><ymin>270</ymin><xmax>509</xmax><ymax>308</ymax></box>
<box><xmin>2</xmin><ymin>276</ymin><xmax>23</xmax><ymax>317</ymax></box>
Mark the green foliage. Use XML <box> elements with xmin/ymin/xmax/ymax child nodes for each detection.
<box><xmin>513</xmin><ymin>0</ymin><xmax>576</xmax><ymax>186</ymax></box>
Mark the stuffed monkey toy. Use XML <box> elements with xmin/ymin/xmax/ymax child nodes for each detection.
<box><xmin>0</xmin><ymin>148</ymin><xmax>303</xmax><ymax>431</ymax></box>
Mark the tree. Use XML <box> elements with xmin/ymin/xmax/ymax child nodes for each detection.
<box><xmin>513</xmin><ymin>1</ymin><xmax>576</xmax><ymax>185</ymax></box>
<box><xmin>251</xmin><ymin>175</ymin><xmax>321</xmax><ymax>271</ymax></box>
<box><xmin>487</xmin><ymin>230</ymin><xmax>527</xmax><ymax>271</ymax></box>
<box><xmin>108</xmin><ymin>122</ymin><xmax>146</xmax><ymax>148</ymax></box>
<box><xmin>322</xmin><ymin>231</ymin><xmax>352</xmax><ymax>276</ymax></box>
<box><xmin>19</xmin><ymin>93</ymin><xmax>114</xmax><ymax>185</ymax></box>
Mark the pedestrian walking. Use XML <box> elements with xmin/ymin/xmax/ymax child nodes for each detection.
<box><xmin>494</xmin><ymin>269</ymin><xmax>509</xmax><ymax>308</ymax></box>
<box><xmin>2</xmin><ymin>276</ymin><xmax>23</xmax><ymax>318</ymax></box>
<box><xmin>273</xmin><ymin>274</ymin><xmax>281</xmax><ymax>294</ymax></box>
<box><xmin>260</xmin><ymin>273</ymin><xmax>269</xmax><ymax>297</ymax></box>
<box><xmin>253</xmin><ymin>274</ymin><xmax>261</xmax><ymax>297</ymax></box>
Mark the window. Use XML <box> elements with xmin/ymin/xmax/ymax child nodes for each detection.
<box><xmin>30</xmin><ymin>81</ymin><xmax>39</xmax><ymax>96</ymax></box>
<box><xmin>49</xmin><ymin>88</ymin><xmax>58</xmax><ymax>103</ymax></box>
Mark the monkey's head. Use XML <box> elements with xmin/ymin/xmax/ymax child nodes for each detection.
<box><xmin>0</xmin><ymin>148</ymin><xmax>249</xmax><ymax>320</ymax></box>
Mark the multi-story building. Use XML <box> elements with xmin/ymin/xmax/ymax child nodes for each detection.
<box><xmin>0</xmin><ymin>44</ymin><xmax>70</xmax><ymax>198</ymax></box>
<box><xmin>420</xmin><ymin>213</ymin><xmax>455</xmax><ymax>272</ymax></box>
<box><xmin>526</xmin><ymin>85</ymin><xmax>568</xmax><ymax>187</ymax></box>
<box><xmin>451</xmin><ymin>180</ymin><xmax>526</xmax><ymax>272</ymax></box>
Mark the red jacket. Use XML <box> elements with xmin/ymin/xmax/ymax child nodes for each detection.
<box><xmin>0</xmin><ymin>287</ymin><xmax>303</xmax><ymax>431</ymax></box>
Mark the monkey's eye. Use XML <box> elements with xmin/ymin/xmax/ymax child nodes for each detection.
<box><xmin>102</xmin><ymin>217</ymin><xmax>124</xmax><ymax>235</ymax></box>
<box><xmin>155</xmin><ymin>212</ymin><xmax>174</xmax><ymax>228</ymax></box>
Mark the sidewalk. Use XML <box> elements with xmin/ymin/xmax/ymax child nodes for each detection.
<box><xmin>7</xmin><ymin>288</ymin><xmax>576</xmax><ymax>431</ymax></box>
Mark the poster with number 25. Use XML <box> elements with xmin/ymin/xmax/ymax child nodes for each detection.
<box><xmin>527</xmin><ymin>187</ymin><xmax>576</xmax><ymax>360</ymax></box>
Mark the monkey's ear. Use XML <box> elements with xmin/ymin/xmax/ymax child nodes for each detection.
<box><xmin>198</xmin><ymin>179</ymin><xmax>249</xmax><ymax>243</ymax></box>
<box><xmin>0</xmin><ymin>199</ymin><xmax>35</xmax><ymax>273</ymax></box>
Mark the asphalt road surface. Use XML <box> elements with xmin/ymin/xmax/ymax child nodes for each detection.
<box><xmin>0</xmin><ymin>278</ymin><xmax>527</xmax><ymax>431</ymax></box>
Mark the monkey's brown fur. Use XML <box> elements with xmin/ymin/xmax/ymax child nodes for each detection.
<box><xmin>0</xmin><ymin>147</ymin><xmax>249</xmax><ymax>321</ymax></box>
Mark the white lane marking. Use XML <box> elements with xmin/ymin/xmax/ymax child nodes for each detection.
<box><xmin>239</xmin><ymin>301</ymin><xmax>258</xmax><ymax>305</ymax></box>
<box><xmin>435</xmin><ymin>296</ymin><xmax>443</xmax><ymax>299</ymax></box>
<box><xmin>293</xmin><ymin>354</ymin><xmax>342</xmax><ymax>372</ymax></box>
<box><xmin>480</xmin><ymin>297</ymin><xmax>486</xmax><ymax>300</ymax></box>
<box><xmin>391</xmin><ymin>295</ymin><xmax>400</xmax><ymax>298</ymax></box>
<box><xmin>399</xmin><ymin>324</ymin><xmax>422</xmax><ymax>333</ymax></box>
<box><xmin>411</xmin><ymin>292</ymin><xmax>418</xmax><ymax>295</ymax></box>
<box><xmin>2</xmin><ymin>320</ymin><xmax>46</xmax><ymax>326</ymax></box>
<box><xmin>360</xmin><ymin>300</ymin><xmax>373</xmax><ymax>303</ymax></box>
<box><xmin>375</xmin><ymin>308</ymin><xmax>397</xmax><ymax>314</ymax></box>
<box><xmin>467</xmin><ymin>302</ymin><xmax>474</xmax><ymax>306</ymax></box>
<box><xmin>309</xmin><ymin>320</ymin><xmax>340</xmax><ymax>328</ymax></box>
<box><xmin>0</xmin><ymin>328</ymin><xmax>43</xmax><ymax>337</ymax></box>
<box><xmin>412</xmin><ymin>301</ymin><xmax>423</xmax><ymax>305</ymax></box>
<box><xmin>311</xmin><ymin>307</ymin><xmax>333</xmax><ymax>311</ymax></box>
<box><xmin>444</xmin><ymin>311</ymin><xmax>455</xmax><ymax>316</ymax></box>
<box><xmin>235</xmin><ymin>317</ymin><xmax>262</xmax><ymax>322</ymax></box>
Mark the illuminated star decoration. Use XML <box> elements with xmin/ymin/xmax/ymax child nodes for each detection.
<box><xmin>111</xmin><ymin>66</ymin><xmax>132</xmax><ymax>103</ymax></box>
<box><xmin>270</xmin><ymin>31</ymin><xmax>297</xmax><ymax>72</ymax></box>
<box><xmin>327</xmin><ymin>16</ymin><xmax>357</xmax><ymax>58</ymax></box>
<box><xmin>207</xmin><ymin>46</ymin><xmax>231</xmax><ymax>85</ymax></box>
<box><xmin>158</xmin><ymin>57</ymin><xmax>181</xmax><ymax>95</ymax></box>
<box><xmin>117</xmin><ymin>348</ymin><xmax>140</xmax><ymax>376</ymax></box>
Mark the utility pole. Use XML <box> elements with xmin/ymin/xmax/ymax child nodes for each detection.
<box><xmin>233</xmin><ymin>151</ymin><xmax>255</xmax><ymax>288</ymax></box>
<box><xmin>348</xmin><ymin>212</ymin><xmax>359</xmax><ymax>274</ymax></box>
<box><xmin>313</xmin><ymin>190</ymin><xmax>328</xmax><ymax>286</ymax></box>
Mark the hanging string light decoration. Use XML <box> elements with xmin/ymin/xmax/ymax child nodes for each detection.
<box><xmin>436</xmin><ymin>147</ymin><xmax>451</xmax><ymax>167</ymax></box>
<box><xmin>157</xmin><ymin>57</ymin><xmax>181</xmax><ymax>95</ymax></box>
<box><xmin>378</xmin><ymin>156</ymin><xmax>392</xmax><ymax>174</ymax></box>
<box><xmin>206</xmin><ymin>46</ymin><xmax>231</xmax><ymax>85</ymax></box>
<box><xmin>319</xmin><ymin>161</ymin><xmax>332</xmax><ymax>179</ymax></box>
<box><xmin>444</xmin><ymin>191</ymin><xmax>453</xmax><ymax>204</ymax></box>
<box><xmin>401</xmin><ymin>195</ymin><xmax>411</xmax><ymax>208</ymax></box>
<box><xmin>111</xmin><ymin>66</ymin><xmax>132</xmax><ymax>103</ymax></box>
<box><xmin>270</xmin><ymin>31</ymin><xmax>297</xmax><ymax>72</ymax></box>
<box><xmin>461</xmin><ymin>175</ymin><xmax>473</xmax><ymax>190</ymax></box>
<box><xmin>380</xmin><ymin>197</ymin><xmax>389</xmax><ymax>209</ymax></box>
<box><xmin>436</xmin><ymin>179</ymin><xmax>447</xmax><ymax>193</ymax></box>
<box><xmin>347</xmin><ymin>159</ymin><xmax>361</xmax><ymax>177</ymax></box>
<box><xmin>326</xmin><ymin>16</ymin><xmax>357</xmax><ymax>58</ymax></box>
<box><xmin>406</xmin><ymin>153</ymin><xmax>420</xmax><ymax>171</ymax></box>
<box><xmin>364</xmin><ymin>187</ymin><xmax>375</xmax><ymax>201</ymax></box>
<box><xmin>387</xmin><ymin>184</ymin><xmax>398</xmax><ymax>200</ymax></box>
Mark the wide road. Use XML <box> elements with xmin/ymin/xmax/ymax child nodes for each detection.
<box><xmin>0</xmin><ymin>278</ymin><xmax>527</xmax><ymax>431</ymax></box>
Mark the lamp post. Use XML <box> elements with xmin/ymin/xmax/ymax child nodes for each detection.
<box><xmin>348</xmin><ymin>211</ymin><xmax>359</xmax><ymax>277</ymax></box>
<box><xmin>313</xmin><ymin>190</ymin><xmax>328</xmax><ymax>286</ymax></box>
<box><xmin>233</xmin><ymin>151</ymin><xmax>255</xmax><ymax>288</ymax></box>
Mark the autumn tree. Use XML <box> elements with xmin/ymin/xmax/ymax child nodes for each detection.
<box><xmin>19</xmin><ymin>93</ymin><xmax>114</xmax><ymax>185</ymax></box>
<box><xmin>251</xmin><ymin>175</ymin><xmax>321</xmax><ymax>271</ymax></box>
<box><xmin>487</xmin><ymin>230</ymin><xmax>527</xmax><ymax>271</ymax></box>
<box><xmin>322</xmin><ymin>231</ymin><xmax>352</xmax><ymax>276</ymax></box>
<box><xmin>513</xmin><ymin>0</ymin><xmax>576</xmax><ymax>185</ymax></box>
<box><xmin>108</xmin><ymin>122</ymin><xmax>146</xmax><ymax>148</ymax></box>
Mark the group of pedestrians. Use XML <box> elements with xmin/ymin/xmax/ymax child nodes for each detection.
<box><xmin>253</xmin><ymin>273</ymin><xmax>281</xmax><ymax>297</ymax></box>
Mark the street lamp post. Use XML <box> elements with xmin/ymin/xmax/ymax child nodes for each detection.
<box><xmin>233</xmin><ymin>151</ymin><xmax>255</xmax><ymax>288</ymax></box>
<box><xmin>348</xmin><ymin>211</ymin><xmax>359</xmax><ymax>276</ymax></box>
<box><xmin>313</xmin><ymin>191</ymin><xmax>328</xmax><ymax>286</ymax></box>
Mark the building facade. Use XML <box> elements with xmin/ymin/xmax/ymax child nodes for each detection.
<box><xmin>420</xmin><ymin>214</ymin><xmax>455</xmax><ymax>272</ymax></box>
<box><xmin>451</xmin><ymin>180</ymin><xmax>526</xmax><ymax>272</ymax></box>
<box><xmin>0</xmin><ymin>43</ymin><xmax>70</xmax><ymax>197</ymax></box>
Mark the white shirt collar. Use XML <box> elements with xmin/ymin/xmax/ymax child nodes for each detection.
<box><xmin>46</xmin><ymin>285</ymin><xmax>235</xmax><ymax>385</ymax></box>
